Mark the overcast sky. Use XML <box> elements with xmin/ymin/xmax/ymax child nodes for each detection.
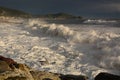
<box><xmin>0</xmin><ymin>0</ymin><xmax>120</xmax><ymax>18</ymax></box>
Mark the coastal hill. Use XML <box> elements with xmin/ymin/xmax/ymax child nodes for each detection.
<box><xmin>0</xmin><ymin>6</ymin><xmax>31</xmax><ymax>18</ymax></box>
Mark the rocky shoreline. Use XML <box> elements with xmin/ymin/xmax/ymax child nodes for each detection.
<box><xmin>0</xmin><ymin>55</ymin><xmax>120</xmax><ymax>80</ymax></box>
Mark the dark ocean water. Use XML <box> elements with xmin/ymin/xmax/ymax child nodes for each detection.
<box><xmin>45</xmin><ymin>19</ymin><xmax>120</xmax><ymax>27</ymax></box>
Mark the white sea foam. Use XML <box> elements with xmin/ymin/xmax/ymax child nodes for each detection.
<box><xmin>84</xmin><ymin>19</ymin><xmax>117</xmax><ymax>24</ymax></box>
<box><xmin>0</xmin><ymin>18</ymin><xmax>120</xmax><ymax>80</ymax></box>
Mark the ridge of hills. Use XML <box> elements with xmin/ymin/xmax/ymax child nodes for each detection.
<box><xmin>0</xmin><ymin>6</ymin><xmax>82</xmax><ymax>19</ymax></box>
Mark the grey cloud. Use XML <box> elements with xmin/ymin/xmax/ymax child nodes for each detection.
<box><xmin>0</xmin><ymin>0</ymin><xmax>120</xmax><ymax>18</ymax></box>
<box><xmin>91</xmin><ymin>3</ymin><xmax>120</xmax><ymax>13</ymax></box>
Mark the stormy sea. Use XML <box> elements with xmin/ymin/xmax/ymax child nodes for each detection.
<box><xmin>0</xmin><ymin>17</ymin><xmax>120</xmax><ymax>80</ymax></box>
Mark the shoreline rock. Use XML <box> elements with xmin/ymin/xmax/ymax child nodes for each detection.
<box><xmin>1</xmin><ymin>55</ymin><xmax>120</xmax><ymax>80</ymax></box>
<box><xmin>0</xmin><ymin>55</ymin><xmax>87</xmax><ymax>80</ymax></box>
<box><xmin>95</xmin><ymin>72</ymin><xmax>120</xmax><ymax>80</ymax></box>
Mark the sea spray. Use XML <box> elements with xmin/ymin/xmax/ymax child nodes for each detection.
<box><xmin>26</xmin><ymin>19</ymin><xmax>101</xmax><ymax>43</ymax></box>
<box><xmin>1</xmin><ymin>18</ymin><xmax>120</xmax><ymax>80</ymax></box>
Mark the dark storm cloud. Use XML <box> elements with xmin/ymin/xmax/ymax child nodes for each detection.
<box><xmin>0</xmin><ymin>0</ymin><xmax>120</xmax><ymax>18</ymax></box>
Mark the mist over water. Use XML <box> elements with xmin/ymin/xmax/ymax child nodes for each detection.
<box><xmin>0</xmin><ymin>17</ymin><xmax>120</xmax><ymax>80</ymax></box>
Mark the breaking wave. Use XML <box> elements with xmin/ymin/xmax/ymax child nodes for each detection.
<box><xmin>27</xmin><ymin>19</ymin><xmax>76</xmax><ymax>40</ymax></box>
<box><xmin>27</xmin><ymin>19</ymin><xmax>104</xmax><ymax>43</ymax></box>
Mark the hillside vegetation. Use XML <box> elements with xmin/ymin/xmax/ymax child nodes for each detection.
<box><xmin>37</xmin><ymin>13</ymin><xmax>83</xmax><ymax>19</ymax></box>
<box><xmin>0</xmin><ymin>6</ymin><xmax>83</xmax><ymax>19</ymax></box>
<box><xmin>0</xmin><ymin>6</ymin><xmax>31</xmax><ymax>18</ymax></box>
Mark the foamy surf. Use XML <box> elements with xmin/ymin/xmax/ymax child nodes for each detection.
<box><xmin>0</xmin><ymin>17</ymin><xmax>120</xmax><ymax>80</ymax></box>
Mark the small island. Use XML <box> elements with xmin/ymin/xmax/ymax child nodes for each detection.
<box><xmin>36</xmin><ymin>13</ymin><xmax>83</xmax><ymax>20</ymax></box>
